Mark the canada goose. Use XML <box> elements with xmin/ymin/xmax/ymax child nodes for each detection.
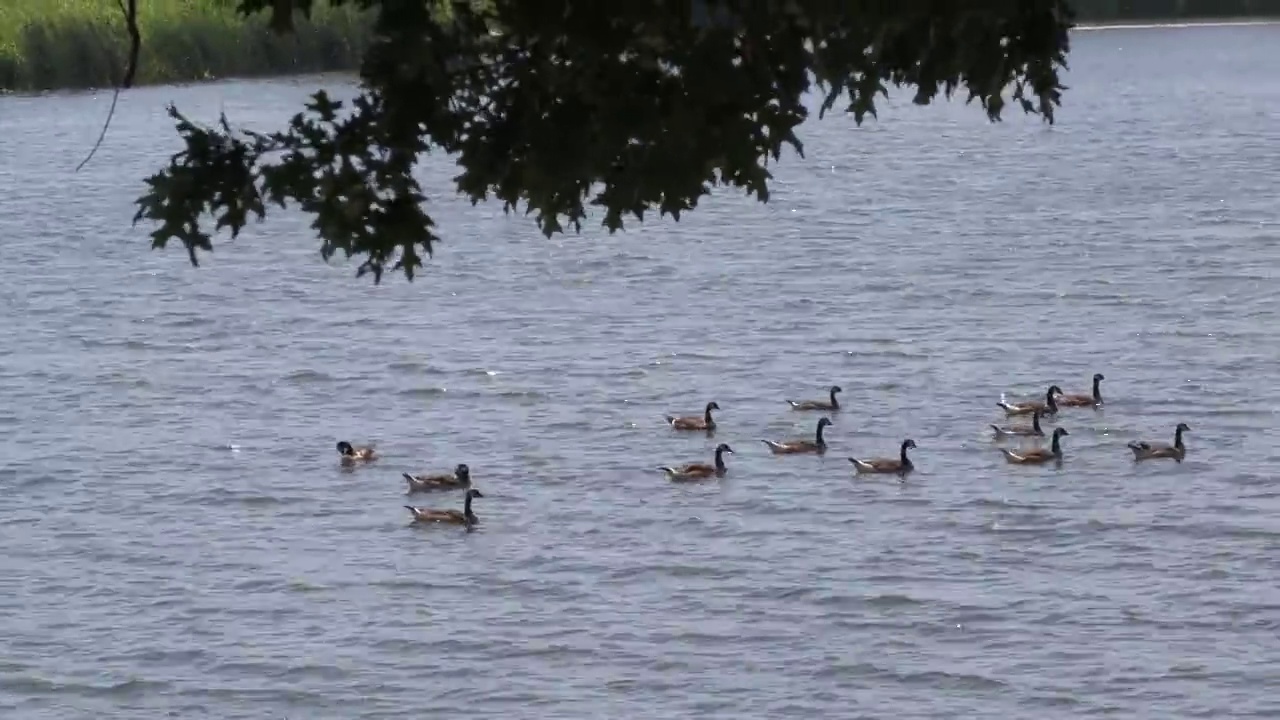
<box><xmin>849</xmin><ymin>438</ymin><xmax>916</xmax><ymax>476</ymax></box>
<box><xmin>998</xmin><ymin>385</ymin><xmax>1064</xmax><ymax>417</ymax></box>
<box><xmin>990</xmin><ymin>410</ymin><xmax>1046</xmax><ymax>439</ymax></box>
<box><xmin>1000</xmin><ymin>427</ymin><xmax>1069</xmax><ymax>465</ymax></box>
<box><xmin>659</xmin><ymin>443</ymin><xmax>734</xmax><ymax>481</ymax></box>
<box><xmin>665</xmin><ymin>401</ymin><xmax>720</xmax><ymax>431</ymax></box>
<box><xmin>403</xmin><ymin>463</ymin><xmax>471</xmax><ymax>493</ymax></box>
<box><xmin>405</xmin><ymin>489</ymin><xmax>485</xmax><ymax>526</ymax></box>
<box><xmin>336</xmin><ymin>441</ymin><xmax>376</xmax><ymax>462</ymax></box>
<box><xmin>1059</xmin><ymin>373</ymin><xmax>1105</xmax><ymax>407</ymax></box>
<box><xmin>786</xmin><ymin>385</ymin><xmax>842</xmax><ymax>411</ymax></box>
<box><xmin>1128</xmin><ymin>423</ymin><xmax>1190</xmax><ymax>462</ymax></box>
<box><xmin>762</xmin><ymin>417</ymin><xmax>832</xmax><ymax>455</ymax></box>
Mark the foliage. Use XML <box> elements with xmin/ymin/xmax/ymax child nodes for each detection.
<box><xmin>0</xmin><ymin>0</ymin><xmax>369</xmax><ymax>92</ymax></box>
<box><xmin>134</xmin><ymin>0</ymin><xmax>1075</xmax><ymax>283</ymax></box>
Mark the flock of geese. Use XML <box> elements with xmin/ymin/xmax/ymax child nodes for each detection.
<box><xmin>334</xmin><ymin>372</ymin><xmax>1192</xmax><ymax>530</ymax></box>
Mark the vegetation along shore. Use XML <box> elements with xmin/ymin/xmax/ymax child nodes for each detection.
<box><xmin>0</xmin><ymin>0</ymin><xmax>370</xmax><ymax>93</ymax></box>
<box><xmin>2</xmin><ymin>0</ymin><xmax>1279</xmax><ymax>94</ymax></box>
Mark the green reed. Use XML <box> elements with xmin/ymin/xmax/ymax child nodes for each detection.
<box><xmin>0</xmin><ymin>0</ymin><xmax>372</xmax><ymax>92</ymax></box>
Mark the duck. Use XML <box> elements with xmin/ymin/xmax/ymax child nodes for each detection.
<box><xmin>403</xmin><ymin>463</ymin><xmax>471</xmax><ymax>493</ymax></box>
<box><xmin>665</xmin><ymin>401</ymin><xmax>720</xmax><ymax>431</ymax></box>
<box><xmin>336</xmin><ymin>440</ymin><xmax>376</xmax><ymax>462</ymax></box>
<box><xmin>998</xmin><ymin>385</ymin><xmax>1064</xmax><ymax>417</ymax></box>
<box><xmin>786</xmin><ymin>385</ymin><xmax>842</xmax><ymax>411</ymax></box>
<box><xmin>849</xmin><ymin>438</ymin><xmax>916</xmax><ymax>476</ymax></box>
<box><xmin>659</xmin><ymin>443</ymin><xmax>734</xmax><ymax>481</ymax></box>
<box><xmin>761</xmin><ymin>417</ymin><xmax>832</xmax><ymax>455</ymax></box>
<box><xmin>999</xmin><ymin>427</ymin><xmax>1069</xmax><ymax>465</ymax></box>
<box><xmin>405</xmin><ymin>488</ymin><xmax>484</xmax><ymax>526</ymax></box>
<box><xmin>1058</xmin><ymin>373</ymin><xmax>1105</xmax><ymax>407</ymax></box>
<box><xmin>1128</xmin><ymin>422</ymin><xmax>1190</xmax><ymax>462</ymax></box>
<box><xmin>990</xmin><ymin>410</ymin><xmax>1046</xmax><ymax>439</ymax></box>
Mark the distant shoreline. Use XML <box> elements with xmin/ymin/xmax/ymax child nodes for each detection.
<box><xmin>1074</xmin><ymin>17</ymin><xmax>1280</xmax><ymax>30</ymax></box>
<box><xmin>3</xmin><ymin>11</ymin><xmax>1278</xmax><ymax>96</ymax></box>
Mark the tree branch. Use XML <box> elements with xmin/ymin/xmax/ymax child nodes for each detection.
<box><xmin>76</xmin><ymin>0</ymin><xmax>140</xmax><ymax>172</ymax></box>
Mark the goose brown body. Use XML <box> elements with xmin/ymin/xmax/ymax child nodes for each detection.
<box><xmin>998</xmin><ymin>385</ymin><xmax>1064</xmax><ymax>417</ymax></box>
<box><xmin>991</xmin><ymin>410</ymin><xmax>1045</xmax><ymax>438</ymax></box>
<box><xmin>1059</xmin><ymin>373</ymin><xmax>1105</xmax><ymax>407</ymax></box>
<box><xmin>787</xmin><ymin>385</ymin><xmax>842</xmax><ymax>412</ymax></box>
<box><xmin>405</xmin><ymin>489</ymin><xmax>484</xmax><ymax>526</ymax></box>
<box><xmin>762</xmin><ymin>417</ymin><xmax>832</xmax><ymax>455</ymax></box>
<box><xmin>665</xmin><ymin>401</ymin><xmax>720</xmax><ymax>431</ymax></box>
<box><xmin>1128</xmin><ymin>423</ymin><xmax>1190</xmax><ymax>462</ymax></box>
<box><xmin>849</xmin><ymin>438</ymin><xmax>916</xmax><ymax>475</ymax></box>
<box><xmin>660</xmin><ymin>443</ymin><xmax>734</xmax><ymax>481</ymax></box>
<box><xmin>1000</xmin><ymin>427</ymin><xmax>1069</xmax><ymax>464</ymax></box>
<box><xmin>403</xmin><ymin>463</ymin><xmax>471</xmax><ymax>493</ymax></box>
<box><xmin>336</xmin><ymin>440</ymin><xmax>376</xmax><ymax>462</ymax></box>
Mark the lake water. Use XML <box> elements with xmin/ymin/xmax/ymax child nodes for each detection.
<box><xmin>2</xmin><ymin>23</ymin><xmax>1279</xmax><ymax>720</ymax></box>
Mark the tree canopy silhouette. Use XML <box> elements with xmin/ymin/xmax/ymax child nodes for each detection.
<box><xmin>133</xmin><ymin>0</ymin><xmax>1075</xmax><ymax>282</ymax></box>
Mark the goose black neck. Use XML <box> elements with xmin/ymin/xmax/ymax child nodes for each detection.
<box><xmin>815</xmin><ymin>422</ymin><xmax>827</xmax><ymax>445</ymax></box>
<box><xmin>1045</xmin><ymin>390</ymin><xmax>1058</xmax><ymax>412</ymax></box>
<box><xmin>1174</xmin><ymin>426</ymin><xmax>1185</xmax><ymax>448</ymax></box>
<box><xmin>464</xmin><ymin>493</ymin><xmax>473</xmax><ymax>515</ymax></box>
<box><xmin>829</xmin><ymin>389</ymin><xmax>840</xmax><ymax>408</ymax></box>
<box><xmin>1092</xmin><ymin>376</ymin><xmax>1102</xmax><ymax>400</ymax></box>
<box><xmin>1051</xmin><ymin>433</ymin><xmax>1062</xmax><ymax>455</ymax></box>
<box><xmin>900</xmin><ymin>443</ymin><xmax>911</xmax><ymax>466</ymax></box>
<box><xmin>714</xmin><ymin>448</ymin><xmax>727</xmax><ymax>470</ymax></box>
<box><xmin>704</xmin><ymin>406</ymin><xmax>715</xmax><ymax>424</ymax></box>
<box><xmin>1032</xmin><ymin>413</ymin><xmax>1042</xmax><ymax>432</ymax></box>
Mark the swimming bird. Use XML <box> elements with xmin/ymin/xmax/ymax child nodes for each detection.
<box><xmin>998</xmin><ymin>385</ymin><xmax>1064</xmax><ymax>417</ymax></box>
<box><xmin>1128</xmin><ymin>423</ymin><xmax>1190</xmax><ymax>462</ymax></box>
<box><xmin>849</xmin><ymin>438</ymin><xmax>916</xmax><ymax>476</ymax></box>
<box><xmin>659</xmin><ymin>443</ymin><xmax>734</xmax><ymax>481</ymax></box>
<box><xmin>336</xmin><ymin>441</ymin><xmax>376</xmax><ymax>462</ymax></box>
<box><xmin>665</xmin><ymin>401</ymin><xmax>720</xmax><ymax>431</ymax></box>
<box><xmin>403</xmin><ymin>463</ymin><xmax>471</xmax><ymax>493</ymax></box>
<box><xmin>786</xmin><ymin>385</ymin><xmax>843</xmax><ymax>411</ymax></box>
<box><xmin>405</xmin><ymin>489</ymin><xmax>485</xmax><ymax>527</ymax></box>
<box><xmin>999</xmin><ymin>427</ymin><xmax>1069</xmax><ymax>465</ymax></box>
<box><xmin>762</xmin><ymin>417</ymin><xmax>832</xmax><ymax>455</ymax></box>
<box><xmin>990</xmin><ymin>410</ymin><xmax>1046</xmax><ymax>439</ymax></box>
<box><xmin>1059</xmin><ymin>373</ymin><xmax>1105</xmax><ymax>407</ymax></box>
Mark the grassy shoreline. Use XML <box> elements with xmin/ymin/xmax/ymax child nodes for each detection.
<box><xmin>3</xmin><ymin>2</ymin><xmax>1278</xmax><ymax>94</ymax></box>
<box><xmin>0</xmin><ymin>0</ymin><xmax>370</xmax><ymax>93</ymax></box>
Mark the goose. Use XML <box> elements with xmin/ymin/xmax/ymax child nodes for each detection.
<box><xmin>990</xmin><ymin>410</ymin><xmax>1046</xmax><ymax>439</ymax></box>
<box><xmin>999</xmin><ymin>427</ymin><xmax>1069</xmax><ymax>465</ymax></box>
<box><xmin>403</xmin><ymin>463</ymin><xmax>471</xmax><ymax>493</ymax></box>
<box><xmin>998</xmin><ymin>385</ymin><xmax>1064</xmax><ymax>417</ymax></box>
<box><xmin>665</xmin><ymin>401</ymin><xmax>720</xmax><ymax>431</ymax></box>
<box><xmin>405</xmin><ymin>489</ymin><xmax>485</xmax><ymax>527</ymax></box>
<box><xmin>1059</xmin><ymin>373</ymin><xmax>1105</xmax><ymax>407</ymax></box>
<box><xmin>762</xmin><ymin>417</ymin><xmax>832</xmax><ymax>455</ymax></box>
<box><xmin>659</xmin><ymin>443</ymin><xmax>734</xmax><ymax>481</ymax></box>
<box><xmin>849</xmin><ymin>438</ymin><xmax>916</xmax><ymax>476</ymax></box>
<box><xmin>1128</xmin><ymin>423</ymin><xmax>1190</xmax><ymax>462</ymax></box>
<box><xmin>786</xmin><ymin>385</ymin><xmax>842</xmax><ymax>411</ymax></box>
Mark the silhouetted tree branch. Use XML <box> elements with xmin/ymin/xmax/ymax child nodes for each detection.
<box><xmin>133</xmin><ymin>0</ymin><xmax>1076</xmax><ymax>283</ymax></box>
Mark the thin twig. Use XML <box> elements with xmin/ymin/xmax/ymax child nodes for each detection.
<box><xmin>76</xmin><ymin>0</ymin><xmax>140</xmax><ymax>172</ymax></box>
<box><xmin>75</xmin><ymin>88</ymin><xmax>124</xmax><ymax>172</ymax></box>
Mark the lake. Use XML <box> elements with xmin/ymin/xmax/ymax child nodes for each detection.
<box><xmin>1</xmin><ymin>22</ymin><xmax>1278</xmax><ymax>720</ymax></box>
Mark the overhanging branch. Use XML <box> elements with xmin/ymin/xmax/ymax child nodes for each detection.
<box><xmin>76</xmin><ymin>0</ymin><xmax>141</xmax><ymax>172</ymax></box>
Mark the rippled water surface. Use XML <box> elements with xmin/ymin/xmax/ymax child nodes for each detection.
<box><xmin>3</xmin><ymin>24</ymin><xmax>1280</xmax><ymax>720</ymax></box>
